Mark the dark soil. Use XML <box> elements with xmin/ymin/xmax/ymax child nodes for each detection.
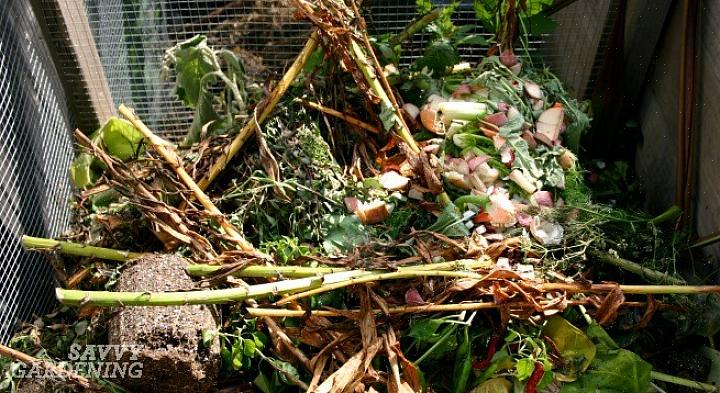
<box><xmin>107</xmin><ymin>254</ymin><xmax>220</xmax><ymax>393</ymax></box>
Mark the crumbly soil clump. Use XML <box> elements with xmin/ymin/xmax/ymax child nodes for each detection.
<box><xmin>107</xmin><ymin>254</ymin><xmax>219</xmax><ymax>393</ymax></box>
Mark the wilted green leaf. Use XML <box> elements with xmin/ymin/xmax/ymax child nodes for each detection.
<box><xmin>201</xmin><ymin>329</ymin><xmax>216</xmax><ymax>348</ymax></box>
<box><xmin>254</xmin><ymin>372</ymin><xmax>276</xmax><ymax>393</ymax></box>
<box><xmin>541</xmin><ymin>316</ymin><xmax>596</xmax><ymax>380</ymax></box>
<box><xmin>231</xmin><ymin>338</ymin><xmax>244</xmax><ymax>370</ymax></box>
<box><xmin>267</xmin><ymin>358</ymin><xmax>300</xmax><ymax>385</ymax></box>
<box><xmin>243</xmin><ymin>337</ymin><xmax>257</xmax><ymax>358</ymax></box>
<box><xmin>173</xmin><ymin>36</ymin><xmax>217</xmax><ymax>108</ymax></box>
<box><xmin>98</xmin><ymin>117</ymin><xmax>144</xmax><ymax>161</ymax></box>
<box><xmin>70</xmin><ymin>153</ymin><xmax>97</xmax><ymax>189</ymax></box>
<box><xmin>408</xmin><ymin>318</ymin><xmax>446</xmax><ymax>342</ymax></box>
<box><xmin>456</xmin><ymin>34</ymin><xmax>489</xmax><ymax>46</ymax></box>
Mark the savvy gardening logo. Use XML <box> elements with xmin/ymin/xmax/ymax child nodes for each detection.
<box><xmin>12</xmin><ymin>344</ymin><xmax>144</xmax><ymax>380</ymax></box>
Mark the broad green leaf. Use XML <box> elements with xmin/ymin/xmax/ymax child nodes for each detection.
<box><xmin>408</xmin><ymin>318</ymin><xmax>446</xmax><ymax>342</ymax></box>
<box><xmin>527</xmin><ymin>14</ymin><xmax>558</xmax><ymax>35</ymax></box>
<box><xmin>173</xmin><ymin>36</ymin><xmax>217</xmax><ymax>108</ymax></box>
<box><xmin>243</xmin><ymin>337</ymin><xmax>257</xmax><ymax>357</ymax></box>
<box><xmin>561</xmin><ymin>324</ymin><xmax>652</xmax><ymax>393</ymax></box>
<box><xmin>99</xmin><ymin>117</ymin><xmax>144</xmax><ymax>161</ymax></box>
<box><xmin>524</xmin><ymin>0</ymin><xmax>555</xmax><ymax>16</ymax></box>
<box><xmin>541</xmin><ymin>316</ymin><xmax>596</xmax><ymax>380</ymax></box>
<box><xmin>321</xmin><ymin>215</ymin><xmax>368</xmax><ymax>255</ymax></box>
<box><xmin>700</xmin><ymin>346</ymin><xmax>720</xmax><ymax>386</ymax></box>
<box><xmin>560</xmin><ymin>348</ymin><xmax>652</xmax><ymax>393</ymax></box>
<box><xmin>70</xmin><ymin>153</ymin><xmax>97</xmax><ymax>189</ymax></box>
<box><xmin>426</xmin><ymin>204</ymin><xmax>470</xmax><ymax>237</ymax></box>
<box><xmin>456</xmin><ymin>34</ymin><xmax>489</xmax><ymax>46</ymax></box>
<box><xmin>687</xmin><ymin>294</ymin><xmax>720</xmax><ymax>337</ymax></box>
<box><xmin>254</xmin><ymin>372</ymin><xmax>276</xmax><ymax>393</ymax></box>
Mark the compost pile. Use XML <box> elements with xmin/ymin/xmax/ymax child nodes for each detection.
<box><xmin>6</xmin><ymin>1</ymin><xmax>720</xmax><ymax>393</ymax></box>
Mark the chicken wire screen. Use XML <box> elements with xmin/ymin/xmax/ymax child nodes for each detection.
<box><xmin>42</xmin><ymin>0</ymin><xmax>558</xmax><ymax>141</ymax></box>
<box><xmin>0</xmin><ymin>0</ymin><xmax>75</xmax><ymax>343</ymax></box>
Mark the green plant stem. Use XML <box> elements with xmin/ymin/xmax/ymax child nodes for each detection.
<box><xmin>22</xmin><ymin>235</ymin><xmax>143</xmax><ymax>262</ymax></box>
<box><xmin>591</xmin><ymin>251</ymin><xmax>686</xmax><ymax>285</ymax></box>
<box><xmin>649</xmin><ymin>205</ymin><xmax>683</xmax><ymax>225</ymax></box>
<box><xmin>692</xmin><ymin>231</ymin><xmax>720</xmax><ymax>249</ymax></box>
<box><xmin>187</xmin><ymin>264</ymin><xmax>347</xmax><ymax>278</ymax></box>
<box><xmin>56</xmin><ymin>276</ymin><xmax>325</xmax><ymax>307</ymax></box>
<box><xmin>651</xmin><ymin>371</ymin><xmax>718</xmax><ymax>392</ymax></box>
<box><xmin>388</xmin><ymin>7</ymin><xmax>442</xmax><ymax>46</ymax></box>
<box><xmin>349</xmin><ymin>40</ymin><xmax>419</xmax><ymax>153</ymax></box>
<box><xmin>187</xmin><ymin>258</ymin><xmax>491</xmax><ymax>278</ymax></box>
<box><xmin>57</xmin><ymin>259</ymin><xmax>492</xmax><ymax>307</ymax></box>
<box><xmin>414</xmin><ymin>325</ymin><xmax>457</xmax><ymax>365</ymax></box>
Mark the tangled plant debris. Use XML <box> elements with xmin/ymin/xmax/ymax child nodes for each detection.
<box><xmin>5</xmin><ymin>1</ymin><xmax>720</xmax><ymax>393</ymax></box>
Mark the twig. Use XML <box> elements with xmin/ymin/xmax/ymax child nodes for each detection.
<box><xmin>0</xmin><ymin>344</ymin><xmax>97</xmax><ymax>391</ymax></box>
<box><xmin>651</xmin><ymin>371</ymin><xmax>718</xmax><ymax>392</ymax></box>
<box><xmin>22</xmin><ymin>235</ymin><xmax>143</xmax><ymax>262</ymax></box>
<box><xmin>246</xmin><ymin>300</ymin><xmax>659</xmax><ymax>318</ymax></box>
<box><xmin>296</xmin><ymin>98</ymin><xmax>379</xmax><ymax>134</ymax></box>
<box><xmin>263</xmin><ymin>316</ymin><xmax>311</xmax><ymax>371</ymax></box>
<box><xmin>118</xmin><ymin>104</ymin><xmax>254</xmax><ymax>252</ymax></box>
<box><xmin>197</xmin><ymin>33</ymin><xmax>320</xmax><ymax>191</ymax></box>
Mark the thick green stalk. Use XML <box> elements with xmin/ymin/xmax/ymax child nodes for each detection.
<box><xmin>58</xmin><ymin>259</ymin><xmax>492</xmax><ymax>307</ymax></box>
<box><xmin>186</xmin><ymin>264</ymin><xmax>347</xmax><ymax>278</ymax></box>
<box><xmin>649</xmin><ymin>205</ymin><xmax>683</xmax><ymax>225</ymax></box>
<box><xmin>57</xmin><ymin>276</ymin><xmax>324</xmax><ymax>307</ymax></box>
<box><xmin>651</xmin><ymin>371</ymin><xmax>718</xmax><ymax>392</ymax></box>
<box><xmin>388</xmin><ymin>8</ymin><xmax>442</xmax><ymax>46</ymax></box>
<box><xmin>187</xmin><ymin>258</ymin><xmax>492</xmax><ymax>278</ymax></box>
<box><xmin>22</xmin><ymin>235</ymin><xmax>142</xmax><ymax>262</ymax></box>
<box><xmin>349</xmin><ymin>40</ymin><xmax>419</xmax><ymax>154</ymax></box>
<box><xmin>591</xmin><ymin>251</ymin><xmax>686</xmax><ymax>285</ymax></box>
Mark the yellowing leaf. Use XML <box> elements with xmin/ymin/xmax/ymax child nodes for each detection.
<box><xmin>541</xmin><ymin>316</ymin><xmax>596</xmax><ymax>381</ymax></box>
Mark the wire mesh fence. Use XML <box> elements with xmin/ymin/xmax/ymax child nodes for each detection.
<box><xmin>0</xmin><ymin>0</ymin><xmax>74</xmax><ymax>343</ymax></box>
